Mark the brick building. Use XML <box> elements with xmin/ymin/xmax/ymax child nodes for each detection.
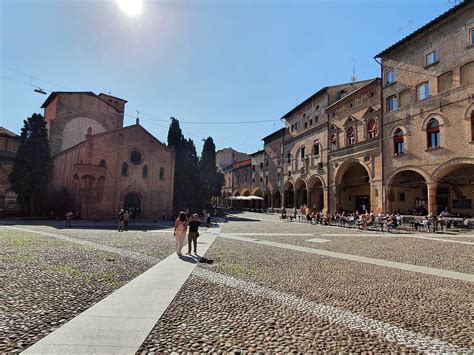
<box><xmin>376</xmin><ymin>1</ymin><xmax>474</xmax><ymax>216</ymax></box>
<box><xmin>221</xmin><ymin>1</ymin><xmax>473</xmax><ymax>217</ymax></box>
<box><xmin>326</xmin><ymin>78</ymin><xmax>383</xmax><ymax>213</ymax></box>
<box><xmin>0</xmin><ymin>127</ymin><xmax>21</xmax><ymax>215</ymax></box>
<box><xmin>44</xmin><ymin>92</ymin><xmax>175</xmax><ymax>218</ymax></box>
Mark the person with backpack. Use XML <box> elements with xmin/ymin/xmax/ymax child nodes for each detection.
<box><xmin>188</xmin><ymin>213</ymin><xmax>201</xmax><ymax>255</ymax></box>
<box><xmin>174</xmin><ymin>211</ymin><xmax>188</xmax><ymax>256</ymax></box>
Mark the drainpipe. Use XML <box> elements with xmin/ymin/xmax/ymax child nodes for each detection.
<box><xmin>374</xmin><ymin>57</ymin><xmax>385</xmax><ymax>213</ymax></box>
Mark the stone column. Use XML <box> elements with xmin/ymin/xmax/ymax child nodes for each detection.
<box><xmin>370</xmin><ymin>180</ymin><xmax>383</xmax><ymax>214</ymax></box>
<box><xmin>323</xmin><ymin>187</ymin><xmax>329</xmax><ymax>213</ymax></box>
<box><xmin>427</xmin><ymin>182</ymin><xmax>437</xmax><ymax>215</ymax></box>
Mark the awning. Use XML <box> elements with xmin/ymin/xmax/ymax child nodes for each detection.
<box><xmin>226</xmin><ymin>195</ymin><xmax>263</xmax><ymax>201</ymax></box>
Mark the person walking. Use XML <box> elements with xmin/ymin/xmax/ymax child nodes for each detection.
<box><xmin>188</xmin><ymin>213</ymin><xmax>201</xmax><ymax>255</ymax></box>
<box><xmin>174</xmin><ymin>211</ymin><xmax>188</xmax><ymax>256</ymax></box>
<box><xmin>118</xmin><ymin>209</ymin><xmax>125</xmax><ymax>232</ymax></box>
<box><xmin>65</xmin><ymin>211</ymin><xmax>73</xmax><ymax>228</ymax></box>
<box><xmin>123</xmin><ymin>210</ymin><xmax>130</xmax><ymax>231</ymax></box>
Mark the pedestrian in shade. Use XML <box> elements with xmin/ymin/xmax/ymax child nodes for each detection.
<box><xmin>188</xmin><ymin>213</ymin><xmax>201</xmax><ymax>255</ymax></box>
<box><xmin>118</xmin><ymin>209</ymin><xmax>125</xmax><ymax>232</ymax></box>
<box><xmin>123</xmin><ymin>210</ymin><xmax>130</xmax><ymax>231</ymax></box>
<box><xmin>174</xmin><ymin>211</ymin><xmax>188</xmax><ymax>256</ymax></box>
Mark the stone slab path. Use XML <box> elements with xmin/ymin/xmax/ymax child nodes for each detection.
<box><xmin>220</xmin><ymin>234</ymin><xmax>474</xmax><ymax>283</ymax></box>
<box><xmin>22</xmin><ymin>229</ymin><xmax>219</xmax><ymax>355</ymax></box>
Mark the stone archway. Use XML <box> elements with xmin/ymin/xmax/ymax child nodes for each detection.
<box><xmin>283</xmin><ymin>181</ymin><xmax>295</xmax><ymax>208</ymax></box>
<box><xmin>252</xmin><ymin>188</ymin><xmax>264</xmax><ymax>210</ymax></box>
<box><xmin>273</xmin><ymin>189</ymin><xmax>282</xmax><ymax>209</ymax></box>
<box><xmin>386</xmin><ymin>170</ymin><xmax>428</xmax><ymax>215</ymax></box>
<box><xmin>308</xmin><ymin>175</ymin><xmax>324</xmax><ymax>212</ymax></box>
<box><xmin>294</xmin><ymin>178</ymin><xmax>308</xmax><ymax>208</ymax></box>
<box><xmin>263</xmin><ymin>189</ymin><xmax>272</xmax><ymax>209</ymax></box>
<box><xmin>432</xmin><ymin>161</ymin><xmax>474</xmax><ymax>216</ymax></box>
<box><xmin>336</xmin><ymin>162</ymin><xmax>371</xmax><ymax>213</ymax></box>
<box><xmin>124</xmin><ymin>192</ymin><xmax>141</xmax><ymax>210</ymax></box>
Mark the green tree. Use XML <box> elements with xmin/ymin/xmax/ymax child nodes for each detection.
<box><xmin>199</xmin><ymin>137</ymin><xmax>224</xmax><ymax>206</ymax></box>
<box><xmin>167</xmin><ymin>117</ymin><xmax>187</xmax><ymax>212</ymax></box>
<box><xmin>9</xmin><ymin>113</ymin><xmax>52</xmax><ymax>216</ymax></box>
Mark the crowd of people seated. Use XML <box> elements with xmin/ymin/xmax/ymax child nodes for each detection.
<box><xmin>279</xmin><ymin>204</ymin><xmax>472</xmax><ymax>232</ymax></box>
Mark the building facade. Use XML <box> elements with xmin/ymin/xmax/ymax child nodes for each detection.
<box><xmin>376</xmin><ymin>0</ymin><xmax>474</xmax><ymax>216</ymax></box>
<box><xmin>221</xmin><ymin>1</ymin><xmax>473</xmax><ymax>217</ymax></box>
<box><xmin>0</xmin><ymin>127</ymin><xmax>20</xmax><ymax>215</ymax></box>
<box><xmin>44</xmin><ymin>92</ymin><xmax>175</xmax><ymax>218</ymax></box>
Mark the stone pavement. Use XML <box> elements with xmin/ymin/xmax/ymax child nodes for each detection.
<box><xmin>220</xmin><ymin>233</ymin><xmax>474</xmax><ymax>282</ymax></box>
<box><xmin>22</xmin><ymin>226</ymin><xmax>220</xmax><ymax>355</ymax></box>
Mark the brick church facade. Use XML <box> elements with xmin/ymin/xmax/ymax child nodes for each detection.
<box><xmin>44</xmin><ymin>92</ymin><xmax>175</xmax><ymax>218</ymax></box>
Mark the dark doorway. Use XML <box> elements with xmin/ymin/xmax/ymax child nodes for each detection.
<box><xmin>436</xmin><ymin>187</ymin><xmax>449</xmax><ymax>214</ymax></box>
<box><xmin>124</xmin><ymin>192</ymin><xmax>141</xmax><ymax>210</ymax></box>
<box><xmin>356</xmin><ymin>195</ymin><xmax>370</xmax><ymax>213</ymax></box>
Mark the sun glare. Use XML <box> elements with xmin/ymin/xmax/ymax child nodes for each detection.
<box><xmin>117</xmin><ymin>0</ymin><xmax>143</xmax><ymax>16</ymax></box>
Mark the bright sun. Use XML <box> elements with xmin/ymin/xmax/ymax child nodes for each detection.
<box><xmin>117</xmin><ymin>0</ymin><xmax>143</xmax><ymax>16</ymax></box>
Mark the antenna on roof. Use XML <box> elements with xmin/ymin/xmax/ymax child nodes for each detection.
<box><xmin>351</xmin><ymin>58</ymin><xmax>357</xmax><ymax>82</ymax></box>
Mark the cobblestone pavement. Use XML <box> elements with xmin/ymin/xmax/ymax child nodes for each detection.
<box><xmin>139</xmin><ymin>212</ymin><xmax>473</xmax><ymax>353</ymax></box>
<box><xmin>0</xmin><ymin>226</ymin><xmax>173</xmax><ymax>353</ymax></box>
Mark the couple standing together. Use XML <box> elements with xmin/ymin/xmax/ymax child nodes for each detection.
<box><xmin>174</xmin><ymin>212</ymin><xmax>201</xmax><ymax>256</ymax></box>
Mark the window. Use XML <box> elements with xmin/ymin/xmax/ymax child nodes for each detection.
<box><xmin>309</xmin><ymin>119</ymin><xmax>313</xmax><ymax>126</ymax></box>
<box><xmin>142</xmin><ymin>165</ymin><xmax>148</xmax><ymax>178</ymax></box>
<box><xmin>300</xmin><ymin>146</ymin><xmax>305</xmax><ymax>159</ymax></box>
<box><xmin>471</xmin><ymin>28</ymin><xmax>474</xmax><ymax>45</ymax></box>
<box><xmin>393</xmin><ymin>128</ymin><xmax>404</xmax><ymax>155</ymax></box>
<box><xmin>417</xmin><ymin>82</ymin><xmax>430</xmax><ymax>101</ymax></box>
<box><xmin>252</xmin><ymin>165</ymin><xmax>255</xmax><ymax>171</ymax></box>
<box><xmin>122</xmin><ymin>162</ymin><xmax>128</xmax><ymax>176</ymax></box>
<box><xmin>426</xmin><ymin>51</ymin><xmax>438</xmax><ymax>66</ymax></box>
<box><xmin>313</xmin><ymin>142</ymin><xmax>320</xmax><ymax>156</ymax></box>
<box><xmin>386</xmin><ymin>95</ymin><xmax>397</xmax><ymax>112</ymax></box>
<box><xmin>331</xmin><ymin>134</ymin><xmax>337</xmax><ymax>150</ymax></box>
<box><xmin>399</xmin><ymin>192</ymin><xmax>405</xmax><ymax>202</ymax></box>
<box><xmin>460</xmin><ymin>61</ymin><xmax>474</xmax><ymax>85</ymax></box>
<box><xmin>438</xmin><ymin>71</ymin><xmax>453</xmax><ymax>93</ymax></box>
<box><xmin>347</xmin><ymin>127</ymin><xmax>355</xmax><ymax>145</ymax></box>
<box><xmin>427</xmin><ymin>119</ymin><xmax>440</xmax><ymax>148</ymax></box>
<box><xmin>99</xmin><ymin>159</ymin><xmax>107</xmax><ymax>168</ymax></box>
<box><xmin>259</xmin><ymin>177</ymin><xmax>263</xmax><ymax>182</ymax></box>
<box><xmin>277</xmin><ymin>173</ymin><xmax>281</xmax><ymax>184</ymax></box>
<box><xmin>367</xmin><ymin>119</ymin><xmax>377</xmax><ymax>138</ymax></box>
<box><xmin>159</xmin><ymin>167</ymin><xmax>165</xmax><ymax>180</ymax></box>
<box><xmin>384</xmin><ymin>69</ymin><xmax>395</xmax><ymax>85</ymax></box>
<box><xmin>399</xmin><ymin>89</ymin><xmax>411</xmax><ymax>107</ymax></box>
<box><xmin>304</xmin><ymin>122</ymin><xmax>308</xmax><ymax>128</ymax></box>
<box><xmin>259</xmin><ymin>162</ymin><xmax>263</xmax><ymax>169</ymax></box>
<box><xmin>287</xmin><ymin>153</ymin><xmax>292</xmax><ymax>164</ymax></box>
<box><xmin>130</xmin><ymin>150</ymin><xmax>142</xmax><ymax>165</ymax></box>
<box><xmin>265</xmin><ymin>159</ymin><xmax>269</xmax><ymax>167</ymax></box>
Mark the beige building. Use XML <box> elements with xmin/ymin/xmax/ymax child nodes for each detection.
<box><xmin>262</xmin><ymin>128</ymin><xmax>285</xmax><ymax>208</ymax></box>
<box><xmin>376</xmin><ymin>1</ymin><xmax>474</xmax><ymax>216</ymax></box>
<box><xmin>326</xmin><ymin>78</ymin><xmax>382</xmax><ymax>213</ymax></box>
<box><xmin>281</xmin><ymin>80</ymin><xmax>372</xmax><ymax>210</ymax></box>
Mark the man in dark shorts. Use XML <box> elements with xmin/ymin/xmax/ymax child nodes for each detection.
<box><xmin>188</xmin><ymin>213</ymin><xmax>201</xmax><ymax>255</ymax></box>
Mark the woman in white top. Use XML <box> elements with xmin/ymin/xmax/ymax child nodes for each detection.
<box><xmin>174</xmin><ymin>211</ymin><xmax>188</xmax><ymax>256</ymax></box>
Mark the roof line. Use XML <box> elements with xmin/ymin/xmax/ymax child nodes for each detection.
<box><xmin>325</xmin><ymin>78</ymin><xmax>380</xmax><ymax>111</ymax></box>
<box><xmin>374</xmin><ymin>1</ymin><xmax>469</xmax><ymax>58</ymax></box>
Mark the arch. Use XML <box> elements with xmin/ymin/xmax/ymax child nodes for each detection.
<box><xmin>241</xmin><ymin>188</ymin><xmax>250</xmax><ymax>196</ymax></box>
<box><xmin>464</xmin><ymin>103</ymin><xmax>474</xmax><ymax>120</ymax></box>
<box><xmin>386</xmin><ymin>169</ymin><xmax>429</xmax><ymax>215</ymax></box>
<box><xmin>335</xmin><ymin>161</ymin><xmax>371</xmax><ymax>213</ymax></box>
<box><xmin>283</xmin><ymin>179</ymin><xmax>295</xmax><ymax>192</ymax></box>
<box><xmin>430</xmin><ymin>157</ymin><xmax>474</xmax><ymax>182</ymax></box>
<box><xmin>367</xmin><ymin>119</ymin><xmax>378</xmax><ymax>138</ymax></box>
<box><xmin>460</xmin><ymin>60</ymin><xmax>474</xmax><ymax>85</ymax></box>
<box><xmin>124</xmin><ymin>192</ymin><xmax>141</xmax><ymax>210</ymax></box>
<box><xmin>335</xmin><ymin>159</ymin><xmax>372</xmax><ymax>184</ymax></box>
<box><xmin>389</xmin><ymin>124</ymin><xmax>409</xmax><ymax>138</ymax></box>
<box><xmin>294</xmin><ymin>178</ymin><xmax>308</xmax><ymax>207</ymax></box>
<box><xmin>426</xmin><ymin>118</ymin><xmax>441</xmax><ymax>148</ymax></box>
<box><xmin>386</xmin><ymin>166</ymin><xmax>431</xmax><ymax>186</ymax></box>
<box><xmin>233</xmin><ymin>190</ymin><xmax>240</xmax><ymax>196</ymax></box>
<box><xmin>251</xmin><ymin>187</ymin><xmax>264</xmax><ymax>197</ymax></box>
<box><xmin>421</xmin><ymin>113</ymin><xmax>447</xmax><ymax>131</ymax></box>
<box><xmin>308</xmin><ymin>174</ymin><xmax>324</xmax><ymax>211</ymax></box>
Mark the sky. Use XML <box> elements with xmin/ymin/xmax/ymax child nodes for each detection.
<box><xmin>0</xmin><ymin>0</ymin><xmax>457</xmax><ymax>155</ymax></box>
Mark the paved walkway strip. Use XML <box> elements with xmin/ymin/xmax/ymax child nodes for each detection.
<box><xmin>21</xmin><ymin>230</ymin><xmax>218</xmax><ymax>354</ymax></box>
<box><xmin>220</xmin><ymin>234</ymin><xmax>474</xmax><ymax>283</ymax></box>
<box><xmin>320</xmin><ymin>233</ymin><xmax>474</xmax><ymax>245</ymax></box>
<box><xmin>194</xmin><ymin>269</ymin><xmax>470</xmax><ymax>353</ymax></box>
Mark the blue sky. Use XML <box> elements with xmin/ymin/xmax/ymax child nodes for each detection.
<box><xmin>1</xmin><ymin>0</ymin><xmax>455</xmax><ymax>154</ymax></box>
